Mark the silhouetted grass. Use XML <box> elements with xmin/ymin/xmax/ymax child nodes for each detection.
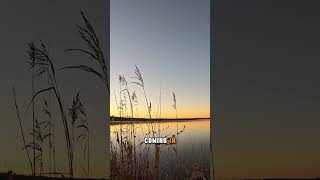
<box><xmin>0</xmin><ymin>171</ymin><xmax>107</xmax><ymax>180</ymax></box>
<box><xmin>11</xmin><ymin>11</ymin><xmax>108</xmax><ymax>179</ymax></box>
<box><xmin>68</xmin><ymin>92</ymin><xmax>90</xmax><ymax>178</ymax></box>
<box><xmin>61</xmin><ymin>11</ymin><xmax>109</xmax><ymax>94</ymax></box>
<box><xmin>119</xmin><ymin>75</ymin><xmax>134</xmax><ymax>118</ymax></box>
<box><xmin>26</xmin><ymin>41</ymin><xmax>73</xmax><ymax>177</ymax></box>
<box><xmin>131</xmin><ymin>65</ymin><xmax>151</xmax><ymax>119</ymax></box>
<box><xmin>12</xmin><ymin>87</ymin><xmax>33</xmax><ymax>174</ymax></box>
<box><xmin>111</xmin><ymin>125</ymin><xmax>157</xmax><ymax>180</ymax></box>
<box><xmin>59</xmin><ymin>10</ymin><xmax>110</xmax><ymax>178</ymax></box>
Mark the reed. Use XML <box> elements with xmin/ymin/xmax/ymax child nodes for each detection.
<box><xmin>30</xmin><ymin>50</ymin><xmax>36</xmax><ymax>176</ymax></box>
<box><xmin>22</xmin><ymin>115</ymin><xmax>52</xmax><ymax>176</ymax></box>
<box><xmin>61</xmin><ymin>11</ymin><xmax>109</xmax><ymax>94</ymax></box>
<box><xmin>114</xmin><ymin>89</ymin><xmax>121</xmax><ymax>117</ymax></box>
<box><xmin>42</xmin><ymin>73</ymin><xmax>56</xmax><ymax>177</ymax></box>
<box><xmin>131</xmin><ymin>91</ymin><xmax>138</xmax><ymax>118</ymax></box>
<box><xmin>26</xmin><ymin>41</ymin><xmax>73</xmax><ymax>177</ymax></box>
<box><xmin>111</xmin><ymin>125</ymin><xmax>157</xmax><ymax>180</ymax></box>
<box><xmin>31</xmin><ymin>118</ymin><xmax>44</xmax><ymax>174</ymax></box>
<box><xmin>172</xmin><ymin>92</ymin><xmax>177</xmax><ymax>120</ymax></box>
<box><xmin>130</xmin><ymin>65</ymin><xmax>157</xmax><ymax>138</ymax></box>
<box><xmin>12</xmin><ymin>87</ymin><xmax>33</xmax><ymax>174</ymax></box>
<box><xmin>68</xmin><ymin>92</ymin><xmax>90</xmax><ymax>178</ymax></box>
<box><xmin>119</xmin><ymin>75</ymin><xmax>134</xmax><ymax>118</ymax></box>
<box><xmin>131</xmin><ymin>65</ymin><xmax>151</xmax><ymax>119</ymax></box>
<box><xmin>76</xmin><ymin>113</ymin><xmax>90</xmax><ymax>178</ymax></box>
<box><xmin>172</xmin><ymin>91</ymin><xmax>179</xmax><ymax>159</ymax></box>
<box><xmin>60</xmin><ymin>11</ymin><xmax>110</xmax><ymax>177</ymax></box>
<box><xmin>38</xmin><ymin>99</ymin><xmax>56</xmax><ymax>175</ymax></box>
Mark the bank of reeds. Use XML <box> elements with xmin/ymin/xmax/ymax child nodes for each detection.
<box><xmin>111</xmin><ymin>124</ymin><xmax>157</xmax><ymax>180</ymax></box>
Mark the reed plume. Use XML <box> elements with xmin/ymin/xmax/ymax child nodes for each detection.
<box><xmin>131</xmin><ymin>65</ymin><xmax>151</xmax><ymax>119</ymax></box>
<box><xmin>59</xmin><ymin>11</ymin><xmax>110</xmax><ymax>177</ymax></box>
<box><xmin>68</xmin><ymin>92</ymin><xmax>90</xmax><ymax>177</ymax></box>
<box><xmin>172</xmin><ymin>92</ymin><xmax>177</xmax><ymax>119</ymax></box>
<box><xmin>26</xmin><ymin>41</ymin><xmax>73</xmax><ymax>177</ymax></box>
<box><xmin>131</xmin><ymin>91</ymin><xmax>138</xmax><ymax>118</ymax></box>
<box><xmin>119</xmin><ymin>75</ymin><xmax>134</xmax><ymax>118</ymax></box>
<box><xmin>61</xmin><ymin>11</ymin><xmax>109</xmax><ymax>94</ymax></box>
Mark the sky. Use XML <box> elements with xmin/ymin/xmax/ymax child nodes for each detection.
<box><xmin>0</xmin><ymin>1</ymin><xmax>109</xmax><ymax>178</ymax></box>
<box><xmin>110</xmin><ymin>0</ymin><xmax>210</xmax><ymax>119</ymax></box>
<box><xmin>213</xmin><ymin>1</ymin><xmax>320</xmax><ymax>179</ymax></box>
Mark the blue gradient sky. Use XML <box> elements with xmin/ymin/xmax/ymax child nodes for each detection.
<box><xmin>110</xmin><ymin>0</ymin><xmax>210</xmax><ymax>118</ymax></box>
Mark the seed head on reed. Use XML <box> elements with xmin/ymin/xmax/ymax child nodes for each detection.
<box><xmin>61</xmin><ymin>11</ymin><xmax>109</xmax><ymax>93</ymax></box>
<box><xmin>131</xmin><ymin>65</ymin><xmax>151</xmax><ymax>119</ymax></box>
<box><xmin>118</xmin><ymin>74</ymin><xmax>134</xmax><ymax>118</ymax></box>
<box><xmin>132</xmin><ymin>91</ymin><xmax>138</xmax><ymax>118</ymax></box>
<box><xmin>68</xmin><ymin>92</ymin><xmax>90</xmax><ymax>178</ymax></box>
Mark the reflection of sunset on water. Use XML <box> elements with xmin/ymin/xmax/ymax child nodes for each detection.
<box><xmin>111</xmin><ymin>120</ymin><xmax>210</xmax><ymax>141</ymax></box>
<box><xmin>110</xmin><ymin>119</ymin><xmax>210</xmax><ymax>179</ymax></box>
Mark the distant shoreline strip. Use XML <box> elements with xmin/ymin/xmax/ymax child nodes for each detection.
<box><xmin>110</xmin><ymin>117</ymin><xmax>210</xmax><ymax>124</ymax></box>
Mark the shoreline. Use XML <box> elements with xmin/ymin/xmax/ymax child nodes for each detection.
<box><xmin>110</xmin><ymin>117</ymin><xmax>210</xmax><ymax>124</ymax></box>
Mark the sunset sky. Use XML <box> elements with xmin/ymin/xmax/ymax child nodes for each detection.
<box><xmin>110</xmin><ymin>0</ymin><xmax>210</xmax><ymax>118</ymax></box>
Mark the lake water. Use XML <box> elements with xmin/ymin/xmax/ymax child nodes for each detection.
<box><xmin>110</xmin><ymin>119</ymin><xmax>211</xmax><ymax>179</ymax></box>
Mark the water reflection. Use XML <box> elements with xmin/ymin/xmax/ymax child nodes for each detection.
<box><xmin>110</xmin><ymin>119</ymin><xmax>210</xmax><ymax>179</ymax></box>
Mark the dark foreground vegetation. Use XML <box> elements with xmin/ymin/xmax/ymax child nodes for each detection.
<box><xmin>11</xmin><ymin>10</ymin><xmax>108</xmax><ymax>179</ymax></box>
<box><xmin>241</xmin><ymin>179</ymin><xmax>320</xmax><ymax>180</ymax></box>
<box><xmin>0</xmin><ymin>171</ymin><xmax>107</xmax><ymax>180</ymax></box>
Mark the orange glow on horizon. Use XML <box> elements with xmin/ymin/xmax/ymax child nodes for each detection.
<box><xmin>110</xmin><ymin>105</ymin><xmax>210</xmax><ymax>119</ymax></box>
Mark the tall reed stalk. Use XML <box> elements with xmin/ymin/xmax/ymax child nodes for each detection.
<box><xmin>69</xmin><ymin>92</ymin><xmax>90</xmax><ymax>177</ymax></box>
<box><xmin>60</xmin><ymin>11</ymin><xmax>110</xmax><ymax>176</ymax></box>
<box><xmin>24</xmin><ymin>114</ymin><xmax>51</xmax><ymax>176</ymax></box>
<box><xmin>44</xmin><ymin>71</ymin><xmax>54</xmax><ymax>177</ymax></box>
<box><xmin>131</xmin><ymin>91</ymin><xmax>138</xmax><ymax>118</ymax></box>
<box><xmin>42</xmin><ymin>97</ymin><xmax>56</xmax><ymax>177</ymax></box>
<box><xmin>172</xmin><ymin>92</ymin><xmax>177</xmax><ymax>120</ymax></box>
<box><xmin>172</xmin><ymin>91</ymin><xmax>178</xmax><ymax>159</ymax></box>
<box><xmin>12</xmin><ymin>87</ymin><xmax>33</xmax><ymax>175</ymax></box>
<box><xmin>131</xmin><ymin>65</ymin><xmax>151</xmax><ymax>119</ymax></box>
<box><xmin>119</xmin><ymin>75</ymin><xmax>134</xmax><ymax>118</ymax></box>
<box><xmin>31</xmin><ymin>60</ymin><xmax>36</xmax><ymax>176</ymax></box>
<box><xmin>33</xmin><ymin>118</ymin><xmax>44</xmax><ymax>174</ymax></box>
<box><xmin>27</xmin><ymin>41</ymin><xmax>73</xmax><ymax>177</ymax></box>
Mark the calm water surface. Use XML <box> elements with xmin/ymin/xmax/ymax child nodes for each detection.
<box><xmin>110</xmin><ymin>119</ymin><xmax>210</xmax><ymax>178</ymax></box>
